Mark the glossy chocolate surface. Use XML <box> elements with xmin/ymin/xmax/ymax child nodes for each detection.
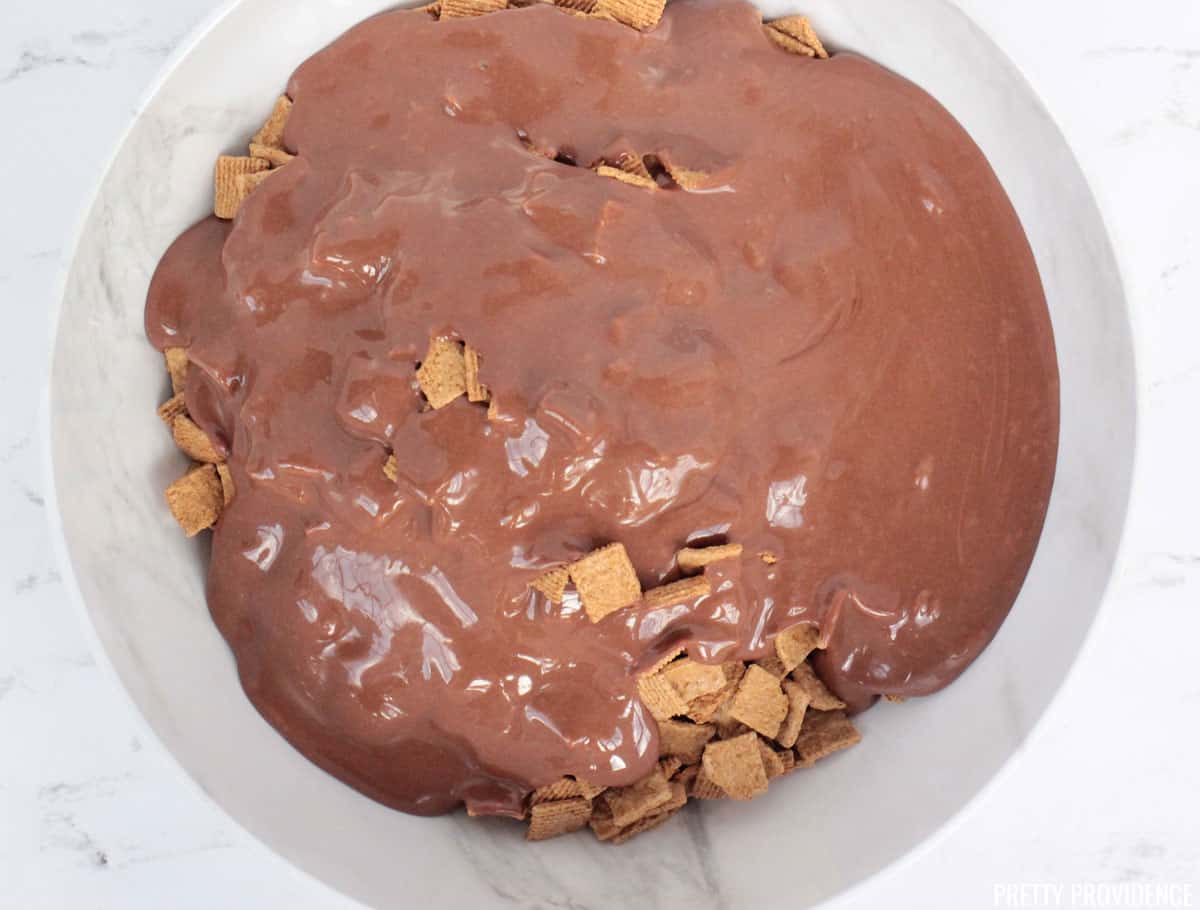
<box><xmin>146</xmin><ymin>0</ymin><xmax>1058</xmax><ymax>815</ymax></box>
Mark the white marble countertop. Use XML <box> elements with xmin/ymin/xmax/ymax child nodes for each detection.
<box><xmin>2</xmin><ymin>1</ymin><xmax>1197</xmax><ymax>907</ymax></box>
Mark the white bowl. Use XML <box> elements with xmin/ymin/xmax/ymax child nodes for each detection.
<box><xmin>48</xmin><ymin>0</ymin><xmax>1137</xmax><ymax>906</ymax></box>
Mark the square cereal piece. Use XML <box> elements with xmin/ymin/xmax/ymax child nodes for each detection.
<box><xmin>637</xmin><ymin>673</ymin><xmax>689</xmax><ymax>721</ymax></box>
<box><xmin>249</xmin><ymin>142</ymin><xmax>295</xmax><ymax>167</ymax></box>
<box><xmin>778</xmin><ymin>748</ymin><xmax>796</xmax><ymax>774</ymax></box>
<box><xmin>441</xmin><ymin>0</ymin><xmax>507</xmax><ymax>16</ymax></box>
<box><xmin>216</xmin><ymin>464</ymin><xmax>235</xmax><ymax>507</ymax></box>
<box><xmin>214</xmin><ymin>155</ymin><xmax>270</xmax><ymax>219</ymax></box>
<box><xmin>711</xmin><ymin>699</ymin><xmax>750</xmax><ymax>740</ymax></box>
<box><xmin>754</xmin><ymin>655</ymin><xmax>788</xmax><ymax>679</ymax></box>
<box><xmin>685</xmin><ymin>662</ymin><xmax>745</xmax><ymax>723</ymax></box>
<box><xmin>642</xmin><ymin>646</ymin><xmax>686</xmax><ymax>677</ymax></box>
<box><xmin>662</xmin><ymin>659</ymin><xmax>726</xmax><ymax>704</ymax></box>
<box><xmin>701</xmin><ymin>732</ymin><xmax>767</xmax><ymax>801</ymax></box>
<box><xmin>164</xmin><ymin>347</ymin><xmax>189</xmax><ymax>394</ymax></box>
<box><xmin>602</xmin><ymin>769</ymin><xmax>672</xmax><ymax>827</ymax></box>
<box><xmin>529</xmin><ymin>566</ymin><xmax>569</xmax><ymax>604</ymax></box>
<box><xmin>757</xmin><ymin>737</ymin><xmax>787</xmax><ymax>780</ymax></box>
<box><xmin>688</xmin><ymin>766</ymin><xmax>726</xmax><ymax>800</ymax></box>
<box><xmin>775</xmin><ymin>679</ymin><xmax>812</xmax><ymax>748</ymax></box>
<box><xmin>235</xmin><ymin>168</ymin><xmax>275</xmax><ymax>200</ymax></box>
<box><xmin>794</xmin><ymin>710</ymin><xmax>861</xmax><ymax>767</ymax></box>
<box><xmin>589</xmin><ymin>800</ymin><xmax>618</xmax><ymax>841</ymax></box>
<box><xmin>657</xmin><ymin>756</ymin><xmax>683</xmax><ymax>780</ymax></box>
<box><xmin>641</xmin><ymin>575</ymin><xmax>710</xmax><ymax>610</ymax></box>
<box><xmin>657</xmin><ymin>718</ymin><xmax>714</xmax><ymax>764</ymax></box>
<box><xmin>531</xmin><ymin>776</ymin><xmax>605</xmax><ymax>805</ymax></box>
<box><xmin>728</xmin><ymin>665</ymin><xmax>788</xmax><ymax>739</ymax></box>
<box><xmin>676</xmin><ymin>542</ymin><xmax>742</xmax><ymax>573</ymax></box>
<box><xmin>170</xmin><ymin>415</ymin><xmax>222</xmax><ymax>464</ymax></box>
<box><xmin>416</xmin><ymin>338</ymin><xmax>467</xmax><ymax>409</ymax></box>
<box><xmin>608</xmin><ymin>781</ymin><xmax>687</xmax><ymax>845</ymax></box>
<box><xmin>593</xmin><ymin>0</ymin><xmax>666</xmax><ymax>30</ymax></box>
<box><xmin>157</xmin><ymin>393</ymin><xmax>188</xmax><ymax>426</ymax></box>
<box><xmin>764</xmin><ymin>16</ymin><xmax>829</xmax><ymax>59</ymax></box>
<box><xmin>775</xmin><ymin>623</ymin><xmax>821</xmax><ymax>672</ymax></box>
<box><xmin>790</xmin><ymin>662</ymin><xmax>846</xmax><ymax>711</ymax></box>
<box><xmin>568</xmin><ymin>542</ymin><xmax>641</xmax><ymax>622</ymax></box>
<box><xmin>383</xmin><ymin>454</ymin><xmax>399</xmax><ymax>482</ymax></box>
<box><xmin>252</xmin><ymin>95</ymin><xmax>293</xmax><ymax>149</ymax></box>
<box><xmin>165</xmin><ymin>464</ymin><xmax>223</xmax><ymax>537</ymax></box>
<box><xmin>463</xmin><ymin>344</ymin><xmax>488</xmax><ymax>403</ymax></box>
<box><xmin>608</xmin><ymin>806</ymin><xmax>677</xmax><ymax>845</ymax></box>
<box><xmin>527</xmin><ymin>797</ymin><xmax>592</xmax><ymax>841</ymax></box>
<box><xmin>595</xmin><ymin>165</ymin><xmax>656</xmax><ymax>190</ymax></box>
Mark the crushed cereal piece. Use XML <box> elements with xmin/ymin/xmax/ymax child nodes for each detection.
<box><xmin>596</xmin><ymin>165</ymin><xmax>656</xmax><ymax>190</ymax></box>
<box><xmin>638</xmin><ymin>672</ymin><xmax>689</xmax><ymax>721</ymax></box>
<box><xmin>727</xmin><ymin>664</ymin><xmax>788</xmax><ymax>739</ymax></box>
<box><xmin>884</xmin><ymin>694</ymin><xmax>907</xmax><ymax>703</ymax></box>
<box><xmin>775</xmin><ymin>623</ymin><xmax>820</xmax><ymax>673</ymax></box>
<box><xmin>657</xmin><ymin>719</ymin><xmax>714</xmax><ymax>764</ymax></box>
<box><xmin>641</xmin><ymin>575</ymin><xmax>710</xmax><ymax>610</ymax></box>
<box><xmin>701</xmin><ymin>732</ymin><xmax>768</xmax><ymax>800</ymax></box>
<box><xmin>164</xmin><ymin>348</ymin><xmax>189</xmax><ymax>394</ymax></box>
<box><xmin>593</xmin><ymin>0</ymin><xmax>666</xmax><ymax>30</ymax></box>
<box><xmin>530</xmin><ymin>565</ymin><xmax>569</xmax><ymax>604</ymax></box>
<box><xmin>531</xmin><ymin>776</ymin><xmax>605</xmax><ymax>804</ymax></box>
<box><xmin>165</xmin><ymin>464</ymin><xmax>223</xmax><ymax>537</ymax></box>
<box><xmin>441</xmin><ymin>0</ymin><xmax>507</xmax><ymax>17</ymax></box>
<box><xmin>171</xmin><ymin>415</ymin><xmax>222</xmax><ymax>464</ymax></box>
<box><xmin>214</xmin><ymin>155</ymin><xmax>270</xmax><ymax>219</ymax></box>
<box><xmin>216</xmin><ymin>464</ymin><xmax>235</xmax><ymax>507</ymax></box>
<box><xmin>677</xmin><ymin>542</ymin><xmax>742</xmax><ymax>572</ymax></box>
<box><xmin>602</xmin><ymin>769</ymin><xmax>672</xmax><ymax>827</ymax></box>
<box><xmin>790</xmin><ymin>662</ymin><xmax>846</xmax><ymax>711</ymax></box>
<box><xmin>775</xmin><ymin>678</ymin><xmax>812</xmax><ymax>748</ymax></box>
<box><xmin>157</xmin><ymin>393</ymin><xmax>188</xmax><ymax>426</ymax></box>
<box><xmin>527</xmin><ymin>797</ymin><xmax>592</xmax><ymax>840</ymax></box>
<box><xmin>759</xmin><ymin>550</ymin><xmax>779</xmax><ymax>565</ymax></box>
<box><xmin>463</xmin><ymin>345</ymin><xmax>488</xmax><ymax>402</ymax></box>
<box><xmin>764</xmin><ymin>15</ymin><xmax>829</xmax><ymax>59</ymax></box>
<box><xmin>415</xmin><ymin>338</ymin><xmax>468</xmax><ymax>409</ymax></box>
<box><xmin>794</xmin><ymin>710</ymin><xmax>861</xmax><ymax>766</ymax></box>
<box><xmin>252</xmin><ymin>95</ymin><xmax>293</xmax><ymax>149</ymax></box>
<box><xmin>568</xmin><ymin>542</ymin><xmax>641</xmax><ymax>622</ymax></box>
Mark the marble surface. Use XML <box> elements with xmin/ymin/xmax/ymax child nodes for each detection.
<box><xmin>2</xmin><ymin>0</ymin><xmax>1197</xmax><ymax>908</ymax></box>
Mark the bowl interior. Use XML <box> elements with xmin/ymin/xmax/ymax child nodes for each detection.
<box><xmin>49</xmin><ymin>0</ymin><xmax>1135</xmax><ymax>907</ymax></box>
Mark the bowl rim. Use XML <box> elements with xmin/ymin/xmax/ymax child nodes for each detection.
<box><xmin>40</xmin><ymin>0</ymin><xmax>1142</xmax><ymax>906</ymax></box>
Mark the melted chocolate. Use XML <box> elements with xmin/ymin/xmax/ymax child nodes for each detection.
<box><xmin>146</xmin><ymin>0</ymin><xmax>1058</xmax><ymax>816</ymax></box>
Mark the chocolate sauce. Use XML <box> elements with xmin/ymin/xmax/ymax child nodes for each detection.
<box><xmin>146</xmin><ymin>0</ymin><xmax>1058</xmax><ymax>816</ymax></box>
